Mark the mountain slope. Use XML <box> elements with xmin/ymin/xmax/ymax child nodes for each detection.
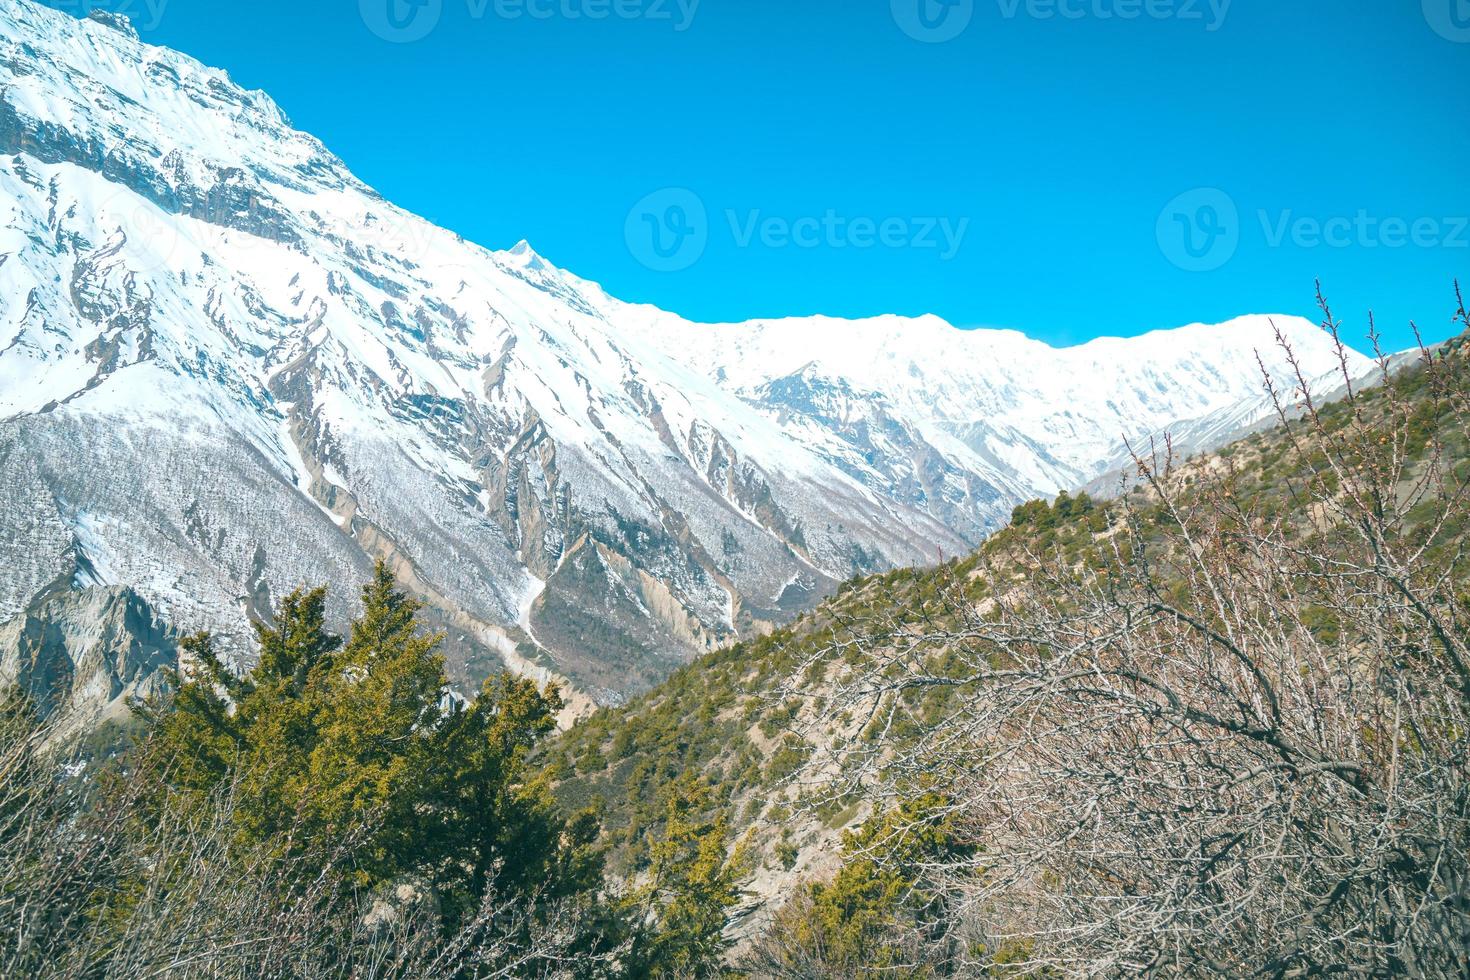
<box><xmin>0</xmin><ymin>0</ymin><xmax>1368</xmax><ymax>702</ymax></box>
<box><xmin>548</xmin><ymin>329</ymin><xmax>1469</xmax><ymax>938</ymax></box>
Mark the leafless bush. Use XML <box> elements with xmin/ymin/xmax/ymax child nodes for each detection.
<box><xmin>739</xmin><ymin>887</ymin><xmax>961</xmax><ymax>979</ymax></box>
<box><xmin>773</xmin><ymin>291</ymin><xmax>1470</xmax><ymax>975</ymax></box>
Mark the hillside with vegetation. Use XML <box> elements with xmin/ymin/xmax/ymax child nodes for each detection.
<box><xmin>550</xmin><ymin>297</ymin><xmax>1470</xmax><ymax>974</ymax></box>
<box><xmin>2</xmin><ymin>294</ymin><xmax>1467</xmax><ymax>978</ymax></box>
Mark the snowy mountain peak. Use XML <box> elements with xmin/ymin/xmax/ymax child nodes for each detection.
<box><xmin>504</xmin><ymin>239</ymin><xmax>551</xmax><ymax>271</ymax></box>
<box><xmin>0</xmin><ymin>0</ymin><xmax>1370</xmax><ymax>702</ymax></box>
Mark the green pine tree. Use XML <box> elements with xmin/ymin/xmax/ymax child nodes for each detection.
<box><xmin>303</xmin><ymin>564</ymin><xmax>449</xmax><ymax>885</ymax></box>
<box><xmin>627</xmin><ymin>777</ymin><xmax>750</xmax><ymax>978</ymax></box>
<box><xmin>145</xmin><ymin>562</ymin><xmax>617</xmax><ymax>965</ymax></box>
<box><xmin>750</xmin><ymin>792</ymin><xmax>975</xmax><ymax>978</ymax></box>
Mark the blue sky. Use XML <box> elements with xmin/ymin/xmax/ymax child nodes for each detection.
<box><xmin>44</xmin><ymin>0</ymin><xmax>1470</xmax><ymax>350</ymax></box>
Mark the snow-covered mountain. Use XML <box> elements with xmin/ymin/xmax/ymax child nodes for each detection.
<box><xmin>0</xmin><ymin>0</ymin><xmax>1370</xmax><ymax>702</ymax></box>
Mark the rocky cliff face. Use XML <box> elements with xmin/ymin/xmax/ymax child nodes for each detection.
<box><xmin>0</xmin><ymin>578</ymin><xmax>176</xmax><ymax>741</ymax></box>
<box><xmin>0</xmin><ymin>0</ymin><xmax>1369</xmax><ymax>705</ymax></box>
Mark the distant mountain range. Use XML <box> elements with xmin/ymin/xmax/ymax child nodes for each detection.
<box><xmin>0</xmin><ymin>0</ymin><xmax>1372</xmax><ymax>705</ymax></box>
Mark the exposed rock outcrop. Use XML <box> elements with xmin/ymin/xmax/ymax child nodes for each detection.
<box><xmin>0</xmin><ymin>584</ymin><xmax>177</xmax><ymax>741</ymax></box>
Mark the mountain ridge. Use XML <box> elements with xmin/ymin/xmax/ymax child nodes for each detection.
<box><xmin>0</xmin><ymin>0</ymin><xmax>1371</xmax><ymax>704</ymax></box>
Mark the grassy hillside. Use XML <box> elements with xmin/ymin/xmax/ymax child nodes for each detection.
<box><xmin>547</xmin><ymin>321</ymin><xmax>1470</xmax><ymax>954</ymax></box>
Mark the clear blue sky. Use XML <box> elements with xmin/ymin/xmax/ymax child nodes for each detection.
<box><xmin>45</xmin><ymin>0</ymin><xmax>1470</xmax><ymax>350</ymax></box>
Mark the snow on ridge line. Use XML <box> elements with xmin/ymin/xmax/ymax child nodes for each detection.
<box><xmin>6</xmin><ymin>0</ymin><xmax>1356</xmax><ymax>383</ymax></box>
<box><xmin>497</xmin><ymin>243</ymin><xmax>1367</xmax><ymax>365</ymax></box>
<box><xmin>0</xmin><ymin>0</ymin><xmax>1380</xmax><ymax>700</ymax></box>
